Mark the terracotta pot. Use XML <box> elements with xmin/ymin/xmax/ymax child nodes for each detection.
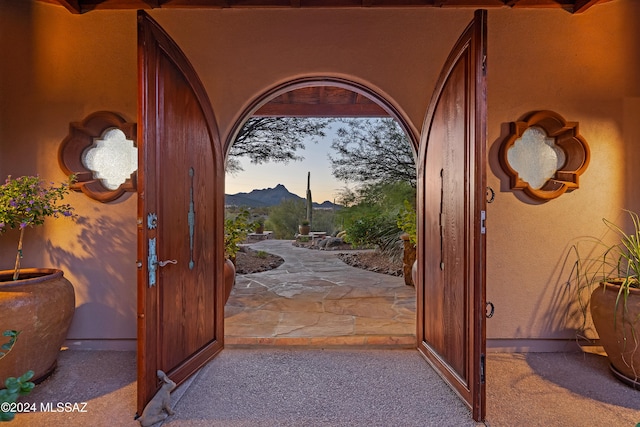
<box><xmin>224</xmin><ymin>259</ymin><xmax>236</xmax><ymax>304</ymax></box>
<box><xmin>590</xmin><ymin>281</ymin><xmax>640</xmax><ymax>388</ymax></box>
<box><xmin>0</xmin><ymin>268</ymin><xmax>75</xmax><ymax>384</ymax></box>
<box><xmin>411</xmin><ymin>260</ymin><xmax>418</xmax><ymax>288</ymax></box>
<box><xmin>298</xmin><ymin>224</ymin><xmax>310</xmax><ymax>235</ymax></box>
<box><xmin>401</xmin><ymin>233</ymin><xmax>416</xmax><ymax>287</ymax></box>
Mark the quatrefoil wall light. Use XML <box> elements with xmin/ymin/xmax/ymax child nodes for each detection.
<box><xmin>58</xmin><ymin>111</ymin><xmax>137</xmax><ymax>203</ymax></box>
<box><xmin>499</xmin><ymin>110</ymin><xmax>590</xmax><ymax>201</ymax></box>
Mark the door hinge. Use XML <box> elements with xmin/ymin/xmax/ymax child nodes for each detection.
<box><xmin>480</xmin><ymin>210</ymin><xmax>486</xmax><ymax>235</ymax></box>
<box><xmin>480</xmin><ymin>353</ymin><xmax>486</xmax><ymax>384</ymax></box>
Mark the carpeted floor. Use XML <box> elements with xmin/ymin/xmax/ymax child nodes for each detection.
<box><xmin>9</xmin><ymin>348</ymin><xmax>640</xmax><ymax>427</ymax></box>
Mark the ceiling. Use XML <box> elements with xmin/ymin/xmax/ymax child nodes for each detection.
<box><xmin>253</xmin><ymin>87</ymin><xmax>389</xmax><ymax>117</ymax></box>
<box><xmin>36</xmin><ymin>0</ymin><xmax>616</xmax><ymax>117</ymax></box>
<box><xmin>41</xmin><ymin>0</ymin><xmax>615</xmax><ymax>15</ymax></box>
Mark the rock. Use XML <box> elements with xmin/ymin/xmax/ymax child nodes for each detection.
<box><xmin>324</xmin><ymin>237</ymin><xmax>344</xmax><ymax>249</ymax></box>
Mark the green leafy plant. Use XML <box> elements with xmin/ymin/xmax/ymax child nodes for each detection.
<box><xmin>224</xmin><ymin>209</ymin><xmax>256</xmax><ymax>260</ymax></box>
<box><xmin>256</xmin><ymin>250</ymin><xmax>268</xmax><ymax>259</ymax></box>
<box><xmin>0</xmin><ymin>175</ymin><xmax>75</xmax><ymax>280</ymax></box>
<box><xmin>397</xmin><ymin>200</ymin><xmax>416</xmax><ymax>246</ymax></box>
<box><xmin>0</xmin><ymin>331</ymin><xmax>35</xmax><ymax>422</ymax></box>
<box><xmin>254</xmin><ymin>217</ymin><xmax>265</xmax><ymax>232</ymax></box>
<box><xmin>0</xmin><ymin>330</ymin><xmax>19</xmax><ymax>359</ymax></box>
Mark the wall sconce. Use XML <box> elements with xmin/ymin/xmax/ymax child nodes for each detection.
<box><xmin>499</xmin><ymin>110</ymin><xmax>590</xmax><ymax>201</ymax></box>
<box><xmin>58</xmin><ymin>111</ymin><xmax>137</xmax><ymax>203</ymax></box>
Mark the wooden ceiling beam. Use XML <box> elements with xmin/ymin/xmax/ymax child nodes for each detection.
<box><xmin>51</xmin><ymin>0</ymin><xmax>82</xmax><ymax>13</ymax></box>
<box><xmin>573</xmin><ymin>0</ymin><xmax>604</xmax><ymax>13</ymax></box>
<box><xmin>39</xmin><ymin>0</ymin><xmax>615</xmax><ymax>14</ymax></box>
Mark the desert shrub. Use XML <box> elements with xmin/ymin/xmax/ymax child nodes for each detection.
<box><xmin>311</xmin><ymin>209</ymin><xmax>338</xmax><ymax>236</ymax></box>
<box><xmin>337</xmin><ymin>181</ymin><xmax>415</xmax><ymax>258</ymax></box>
<box><xmin>266</xmin><ymin>199</ymin><xmax>306</xmax><ymax>239</ymax></box>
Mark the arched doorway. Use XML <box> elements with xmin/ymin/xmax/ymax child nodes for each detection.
<box><xmin>223</xmin><ymin>79</ymin><xmax>418</xmax><ymax>347</ymax></box>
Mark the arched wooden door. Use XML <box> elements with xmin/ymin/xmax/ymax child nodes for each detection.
<box><xmin>136</xmin><ymin>11</ymin><xmax>225</xmax><ymax>415</ymax></box>
<box><xmin>416</xmin><ymin>10</ymin><xmax>488</xmax><ymax>421</ymax></box>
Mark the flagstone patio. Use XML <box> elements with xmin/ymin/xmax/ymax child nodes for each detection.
<box><xmin>224</xmin><ymin>239</ymin><xmax>416</xmax><ymax>348</ymax></box>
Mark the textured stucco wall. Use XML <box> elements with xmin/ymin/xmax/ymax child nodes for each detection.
<box><xmin>0</xmin><ymin>0</ymin><xmax>638</xmax><ymax>350</ymax></box>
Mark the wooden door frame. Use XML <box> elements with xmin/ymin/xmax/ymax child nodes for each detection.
<box><xmin>136</xmin><ymin>17</ymin><xmax>486</xmax><ymax>419</ymax></box>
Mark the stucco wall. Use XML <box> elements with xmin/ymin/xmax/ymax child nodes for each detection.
<box><xmin>0</xmin><ymin>0</ymin><xmax>638</xmax><ymax>351</ymax></box>
<box><xmin>0</xmin><ymin>1</ymin><xmax>138</xmax><ymax>349</ymax></box>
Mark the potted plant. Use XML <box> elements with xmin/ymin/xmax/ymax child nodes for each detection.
<box><xmin>571</xmin><ymin>210</ymin><xmax>640</xmax><ymax>388</ymax></box>
<box><xmin>254</xmin><ymin>218</ymin><xmax>265</xmax><ymax>234</ymax></box>
<box><xmin>298</xmin><ymin>219</ymin><xmax>310</xmax><ymax>236</ymax></box>
<box><xmin>224</xmin><ymin>209</ymin><xmax>255</xmax><ymax>302</ymax></box>
<box><xmin>397</xmin><ymin>200</ymin><xmax>417</xmax><ymax>287</ymax></box>
<box><xmin>0</xmin><ymin>175</ymin><xmax>76</xmax><ymax>385</ymax></box>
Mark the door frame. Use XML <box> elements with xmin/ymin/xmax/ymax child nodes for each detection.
<box><xmin>136</xmin><ymin>12</ymin><xmax>487</xmax><ymax>421</ymax></box>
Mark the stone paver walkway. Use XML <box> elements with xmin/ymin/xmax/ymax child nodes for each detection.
<box><xmin>224</xmin><ymin>239</ymin><xmax>416</xmax><ymax>348</ymax></box>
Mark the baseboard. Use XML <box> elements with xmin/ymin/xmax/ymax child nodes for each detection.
<box><xmin>64</xmin><ymin>339</ymin><xmax>136</xmax><ymax>351</ymax></box>
<box><xmin>486</xmin><ymin>338</ymin><xmax>585</xmax><ymax>353</ymax></box>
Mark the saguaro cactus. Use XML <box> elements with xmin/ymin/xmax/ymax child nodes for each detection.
<box><xmin>306</xmin><ymin>171</ymin><xmax>313</xmax><ymax>228</ymax></box>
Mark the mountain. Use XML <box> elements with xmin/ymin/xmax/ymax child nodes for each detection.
<box><xmin>225</xmin><ymin>184</ymin><xmax>340</xmax><ymax>209</ymax></box>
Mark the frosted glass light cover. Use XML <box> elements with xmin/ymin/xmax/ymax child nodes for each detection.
<box><xmin>506</xmin><ymin>126</ymin><xmax>565</xmax><ymax>190</ymax></box>
<box><xmin>499</xmin><ymin>110</ymin><xmax>590</xmax><ymax>201</ymax></box>
<box><xmin>83</xmin><ymin>128</ymin><xmax>138</xmax><ymax>190</ymax></box>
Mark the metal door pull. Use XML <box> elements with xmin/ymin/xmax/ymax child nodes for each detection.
<box><xmin>158</xmin><ymin>260</ymin><xmax>177</xmax><ymax>267</ymax></box>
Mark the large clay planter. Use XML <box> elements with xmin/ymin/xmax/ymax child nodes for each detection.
<box><xmin>590</xmin><ymin>281</ymin><xmax>640</xmax><ymax>388</ymax></box>
<box><xmin>411</xmin><ymin>260</ymin><xmax>418</xmax><ymax>288</ymax></box>
<box><xmin>0</xmin><ymin>268</ymin><xmax>75</xmax><ymax>385</ymax></box>
<box><xmin>224</xmin><ymin>259</ymin><xmax>236</xmax><ymax>304</ymax></box>
<box><xmin>298</xmin><ymin>224</ymin><xmax>310</xmax><ymax>235</ymax></box>
<box><xmin>401</xmin><ymin>233</ymin><xmax>416</xmax><ymax>287</ymax></box>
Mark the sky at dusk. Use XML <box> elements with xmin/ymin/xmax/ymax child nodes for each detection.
<box><xmin>225</xmin><ymin>123</ymin><xmax>347</xmax><ymax>204</ymax></box>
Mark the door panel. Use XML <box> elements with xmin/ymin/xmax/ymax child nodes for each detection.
<box><xmin>137</xmin><ymin>11</ymin><xmax>225</xmax><ymax>415</ymax></box>
<box><xmin>417</xmin><ymin>9</ymin><xmax>487</xmax><ymax>421</ymax></box>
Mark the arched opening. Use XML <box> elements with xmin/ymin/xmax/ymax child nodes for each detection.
<box><xmin>223</xmin><ymin>77</ymin><xmax>419</xmax><ymax>347</ymax></box>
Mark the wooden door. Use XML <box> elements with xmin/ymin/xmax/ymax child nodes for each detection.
<box><xmin>416</xmin><ymin>9</ymin><xmax>487</xmax><ymax>421</ymax></box>
<box><xmin>136</xmin><ymin>11</ymin><xmax>225</xmax><ymax>415</ymax></box>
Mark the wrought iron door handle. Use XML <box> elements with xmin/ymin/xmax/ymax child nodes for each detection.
<box><xmin>158</xmin><ymin>259</ymin><xmax>177</xmax><ymax>267</ymax></box>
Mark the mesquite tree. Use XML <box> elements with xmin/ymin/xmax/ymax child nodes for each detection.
<box><xmin>329</xmin><ymin>118</ymin><xmax>416</xmax><ymax>188</ymax></box>
<box><xmin>227</xmin><ymin>117</ymin><xmax>333</xmax><ymax>174</ymax></box>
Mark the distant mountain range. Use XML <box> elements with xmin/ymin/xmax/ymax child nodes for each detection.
<box><xmin>225</xmin><ymin>184</ymin><xmax>340</xmax><ymax>209</ymax></box>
